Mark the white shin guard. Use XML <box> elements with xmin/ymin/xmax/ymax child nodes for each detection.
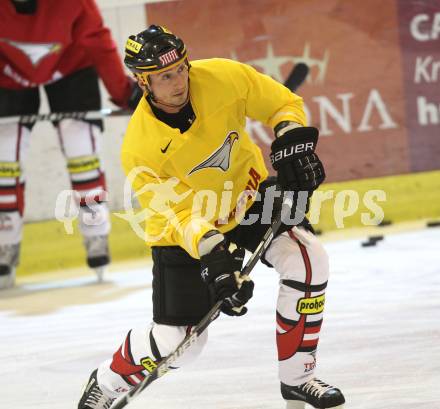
<box><xmin>0</xmin><ymin>124</ymin><xmax>31</xmax><ymax>247</ymax></box>
<box><xmin>57</xmin><ymin>119</ymin><xmax>110</xmax><ymax>238</ymax></box>
<box><xmin>265</xmin><ymin>227</ymin><xmax>329</xmax><ymax>387</ymax></box>
<box><xmin>98</xmin><ymin>323</ymin><xmax>208</xmax><ymax>398</ymax></box>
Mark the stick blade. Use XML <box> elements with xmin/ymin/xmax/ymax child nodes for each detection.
<box><xmin>284</xmin><ymin>63</ymin><xmax>309</xmax><ymax>92</ymax></box>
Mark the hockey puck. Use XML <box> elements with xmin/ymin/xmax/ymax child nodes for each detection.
<box><xmin>427</xmin><ymin>220</ymin><xmax>440</xmax><ymax>228</ymax></box>
<box><xmin>368</xmin><ymin>235</ymin><xmax>384</xmax><ymax>242</ymax></box>
<box><xmin>378</xmin><ymin>220</ymin><xmax>392</xmax><ymax>227</ymax></box>
<box><xmin>314</xmin><ymin>229</ymin><xmax>323</xmax><ymax>236</ymax></box>
<box><xmin>361</xmin><ymin>240</ymin><xmax>377</xmax><ymax>247</ymax></box>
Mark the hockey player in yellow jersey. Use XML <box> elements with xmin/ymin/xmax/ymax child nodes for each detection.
<box><xmin>78</xmin><ymin>25</ymin><xmax>345</xmax><ymax>409</ymax></box>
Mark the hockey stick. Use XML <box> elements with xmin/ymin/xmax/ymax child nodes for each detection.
<box><xmin>0</xmin><ymin>107</ymin><xmax>131</xmax><ymax>126</ymax></box>
<box><xmin>0</xmin><ymin>64</ymin><xmax>308</xmax><ymax>126</ymax></box>
<box><xmin>284</xmin><ymin>62</ymin><xmax>309</xmax><ymax>92</ymax></box>
<box><xmin>111</xmin><ymin>195</ymin><xmax>294</xmax><ymax>409</ymax></box>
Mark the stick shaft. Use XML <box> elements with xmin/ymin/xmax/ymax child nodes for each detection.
<box><xmin>0</xmin><ymin>108</ymin><xmax>130</xmax><ymax>125</ymax></box>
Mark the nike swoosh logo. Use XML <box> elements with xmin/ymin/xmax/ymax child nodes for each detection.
<box><xmin>161</xmin><ymin>140</ymin><xmax>172</xmax><ymax>153</ymax></box>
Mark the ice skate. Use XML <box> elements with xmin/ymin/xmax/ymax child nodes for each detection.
<box><xmin>78</xmin><ymin>369</ymin><xmax>115</xmax><ymax>409</ymax></box>
<box><xmin>281</xmin><ymin>378</ymin><xmax>345</xmax><ymax>409</ymax></box>
<box><xmin>84</xmin><ymin>235</ymin><xmax>110</xmax><ymax>282</ymax></box>
<box><xmin>0</xmin><ymin>243</ymin><xmax>20</xmax><ymax>289</ymax></box>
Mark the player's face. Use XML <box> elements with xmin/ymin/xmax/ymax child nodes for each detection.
<box><xmin>148</xmin><ymin>62</ymin><xmax>189</xmax><ymax>110</ymax></box>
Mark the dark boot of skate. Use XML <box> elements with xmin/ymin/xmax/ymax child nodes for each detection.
<box><xmin>281</xmin><ymin>378</ymin><xmax>345</xmax><ymax>409</ymax></box>
<box><xmin>78</xmin><ymin>369</ymin><xmax>115</xmax><ymax>409</ymax></box>
<box><xmin>0</xmin><ymin>243</ymin><xmax>20</xmax><ymax>289</ymax></box>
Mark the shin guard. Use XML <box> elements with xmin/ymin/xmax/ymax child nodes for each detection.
<box><xmin>99</xmin><ymin>324</ymin><xmax>208</xmax><ymax>398</ymax></box>
<box><xmin>265</xmin><ymin>228</ymin><xmax>329</xmax><ymax>386</ymax></box>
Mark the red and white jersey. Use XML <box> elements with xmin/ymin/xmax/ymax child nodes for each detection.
<box><xmin>0</xmin><ymin>0</ymin><xmax>131</xmax><ymax>106</ymax></box>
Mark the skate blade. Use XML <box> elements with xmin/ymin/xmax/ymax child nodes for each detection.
<box><xmin>0</xmin><ymin>269</ymin><xmax>15</xmax><ymax>290</ymax></box>
<box><xmin>286</xmin><ymin>401</ymin><xmax>344</xmax><ymax>409</ymax></box>
<box><xmin>286</xmin><ymin>401</ymin><xmax>305</xmax><ymax>409</ymax></box>
<box><xmin>94</xmin><ymin>267</ymin><xmax>106</xmax><ymax>283</ymax></box>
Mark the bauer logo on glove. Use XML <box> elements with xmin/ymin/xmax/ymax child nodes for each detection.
<box><xmin>270</xmin><ymin>125</ymin><xmax>325</xmax><ymax>192</ymax></box>
<box><xmin>270</xmin><ymin>140</ymin><xmax>315</xmax><ymax>165</ymax></box>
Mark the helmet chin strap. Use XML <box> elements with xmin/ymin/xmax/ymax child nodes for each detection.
<box><xmin>151</xmin><ymin>93</ymin><xmax>189</xmax><ymax>110</ymax></box>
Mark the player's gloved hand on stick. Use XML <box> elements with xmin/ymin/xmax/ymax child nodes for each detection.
<box><xmin>200</xmin><ymin>246</ymin><xmax>254</xmax><ymax>316</ymax></box>
<box><xmin>111</xmin><ymin>77</ymin><xmax>143</xmax><ymax>110</ymax></box>
<box><xmin>271</xmin><ymin>123</ymin><xmax>325</xmax><ymax>192</ymax></box>
<box><xmin>126</xmin><ymin>80</ymin><xmax>144</xmax><ymax>110</ymax></box>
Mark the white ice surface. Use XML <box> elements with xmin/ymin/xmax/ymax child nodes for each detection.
<box><xmin>0</xmin><ymin>228</ymin><xmax>439</xmax><ymax>409</ymax></box>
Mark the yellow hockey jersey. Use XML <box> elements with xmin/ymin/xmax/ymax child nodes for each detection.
<box><xmin>121</xmin><ymin>58</ymin><xmax>306</xmax><ymax>258</ymax></box>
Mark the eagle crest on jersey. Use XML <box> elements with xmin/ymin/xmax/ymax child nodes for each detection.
<box><xmin>188</xmin><ymin>131</ymin><xmax>239</xmax><ymax>175</ymax></box>
<box><xmin>0</xmin><ymin>39</ymin><xmax>61</xmax><ymax>66</ymax></box>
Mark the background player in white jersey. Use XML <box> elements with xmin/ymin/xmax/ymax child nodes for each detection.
<box><xmin>78</xmin><ymin>25</ymin><xmax>345</xmax><ymax>409</ymax></box>
<box><xmin>0</xmin><ymin>0</ymin><xmax>142</xmax><ymax>288</ymax></box>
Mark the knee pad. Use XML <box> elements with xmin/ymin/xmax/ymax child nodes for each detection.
<box><xmin>151</xmin><ymin>323</ymin><xmax>208</xmax><ymax>368</ymax></box>
<box><xmin>265</xmin><ymin>228</ymin><xmax>329</xmax><ymax>285</ymax></box>
<box><xmin>58</xmin><ymin>119</ymin><xmax>106</xmax><ymax>198</ymax></box>
<box><xmin>57</xmin><ymin>119</ymin><xmax>110</xmax><ymax>236</ymax></box>
<box><xmin>58</xmin><ymin>119</ymin><xmax>102</xmax><ymax>156</ymax></box>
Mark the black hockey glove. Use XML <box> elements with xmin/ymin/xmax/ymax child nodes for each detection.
<box><xmin>110</xmin><ymin>77</ymin><xmax>143</xmax><ymax>110</ymax></box>
<box><xmin>126</xmin><ymin>80</ymin><xmax>143</xmax><ymax>110</ymax></box>
<box><xmin>271</xmin><ymin>124</ymin><xmax>325</xmax><ymax>192</ymax></box>
<box><xmin>200</xmin><ymin>247</ymin><xmax>254</xmax><ymax>316</ymax></box>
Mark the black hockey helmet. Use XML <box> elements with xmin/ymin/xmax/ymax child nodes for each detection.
<box><xmin>124</xmin><ymin>25</ymin><xmax>188</xmax><ymax>84</ymax></box>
